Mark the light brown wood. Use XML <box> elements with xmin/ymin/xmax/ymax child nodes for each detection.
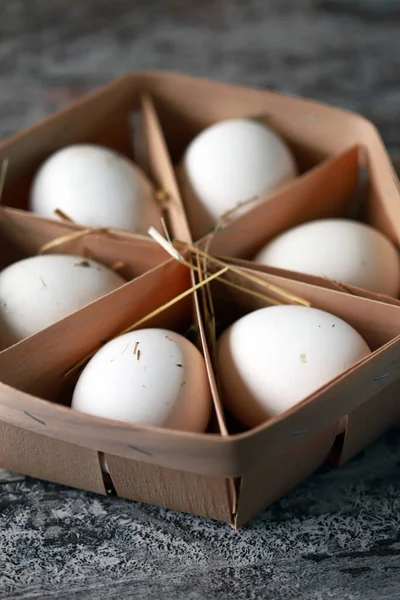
<box><xmin>235</xmin><ymin>425</ymin><xmax>337</xmax><ymax>528</ymax></box>
<box><xmin>0</xmin><ymin>263</ymin><xmax>400</xmax><ymax>482</ymax></box>
<box><xmin>0</xmin><ymin>71</ymin><xmax>400</xmax><ymax>525</ymax></box>
<box><xmin>0</xmin><ymin>259</ymin><xmax>192</xmax><ymax>396</ymax></box>
<box><xmin>0</xmin><ymin>112</ymin><xmax>134</xmax><ymax>212</ymax></box>
<box><xmin>141</xmin><ymin>94</ymin><xmax>192</xmax><ymax>243</ymax></box>
<box><xmin>192</xmin><ymin>266</ymin><xmax>229</xmax><ymax>437</ymax></box>
<box><xmin>0</xmin><ymin>206</ymin><xmax>168</xmax><ymax>276</ymax></box>
<box><xmin>138</xmin><ymin>71</ymin><xmax>400</xmax><ymax>245</ymax></box>
<box><xmin>0</xmin><ymin>420</ymin><xmax>106</xmax><ymax>494</ymax></box>
<box><xmin>225</xmin><ymin>257</ymin><xmax>400</xmax><ymax>308</ymax></box>
<box><xmin>213</xmin><ymin>265</ymin><xmax>400</xmax><ymax>349</ymax></box>
<box><xmin>0</xmin><ymin>76</ymin><xmax>137</xmax><ymax>210</ymax></box>
<box><xmin>333</xmin><ymin>378</ymin><xmax>400</xmax><ymax>466</ymax></box>
<box><xmin>106</xmin><ymin>453</ymin><xmax>233</xmax><ymax>523</ymax></box>
<box><xmin>198</xmin><ymin>146</ymin><xmax>359</xmax><ymax>255</ymax></box>
<box><xmin>194</xmin><ymin>141</ymin><xmax>399</xmax><ymax>261</ymax></box>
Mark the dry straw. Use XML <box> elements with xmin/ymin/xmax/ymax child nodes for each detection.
<box><xmin>0</xmin><ymin>159</ymin><xmax>9</xmax><ymax>204</ymax></box>
<box><xmin>0</xmin><ymin>178</ymin><xmax>308</xmax><ymax>375</ymax></box>
<box><xmin>38</xmin><ymin>226</ymin><xmax>110</xmax><ymax>255</ymax></box>
<box><xmin>174</xmin><ymin>240</ymin><xmax>309</xmax><ymax>307</ymax></box>
<box><xmin>64</xmin><ymin>224</ymin><xmax>309</xmax><ymax>378</ymax></box>
<box><xmin>64</xmin><ymin>264</ymin><xmax>228</xmax><ymax>378</ymax></box>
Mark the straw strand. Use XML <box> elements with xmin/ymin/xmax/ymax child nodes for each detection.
<box><xmin>0</xmin><ymin>159</ymin><xmax>9</xmax><ymax>204</ymax></box>
<box><xmin>38</xmin><ymin>227</ymin><xmax>109</xmax><ymax>255</ymax></box>
<box><xmin>64</xmin><ymin>265</ymin><xmax>228</xmax><ymax>378</ymax></box>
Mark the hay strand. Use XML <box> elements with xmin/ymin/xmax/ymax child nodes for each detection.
<box><xmin>147</xmin><ymin>229</ymin><xmax>284</xmax><ymax>307</ymax></box>
<box><xmin>175</xmin><ymin>241</ymin><xmax>310</xmax><ymax>307</ymax></box>
<box><xmin>0</xmin><ymin>159</ymin><xmax>9</xmax><ymax>204</ymax></box>
<box><xmin>64</xmin><ymin>265</ymin><xmax>228</xmax><ymax>378</ymax></box>
<box><xmin>54</xmin><ymin>208</ymin><xmax>75</xmax><ymax>222</ymax></box>
<box><xmin>38</xmin><ymin>227</ymin><xmax>109</xmax><ymax>255</ymax></box>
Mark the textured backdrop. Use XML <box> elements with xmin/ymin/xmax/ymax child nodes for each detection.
<box><xmin>1</xmin><ymin>1</ymin><xmax>400</xmax><ymax>599</ymax></box>
<box><xmin>1</xmin><ymin>0</ymin><xmax>400</xmax><ymax>146</ymax></box>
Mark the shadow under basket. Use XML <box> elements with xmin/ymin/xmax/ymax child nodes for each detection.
<box><xmin>0</xmin><ymin>71</ymin><xmax>400</xmax><ymax>527</ymax></box>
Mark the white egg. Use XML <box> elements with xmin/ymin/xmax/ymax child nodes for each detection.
<box><xmin>217</xmin><ymin>305</ymin><xmax>371</xmax><ymax>427</ymax></box>
<box><xmin>30</xmin><ymin>144</ymin><xmax>161</xmax><ymax>232</ymax></box>
<box><xmin>0</xmin><ymin>254</ymin><xmax>125</xmax><ymax>350</ymax></box>
<box><xmin>71</xmin><ymin>329</ymin><xmax>212</xmax><ymax>433</ymax></box>
<box><xmin>180</xmin><ymin>118</ymin><xmax>297</xmax><ymax>239</ymax></box>
<box><xmin>254</xmin><ymin>219</ymin><xmax>400</xmax><ymax>297</ymax></box>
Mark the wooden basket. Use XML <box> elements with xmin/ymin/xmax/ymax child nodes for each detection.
<box><xmin>0</xmin><ymin>71</ymin><xmax>400</xmax><ymax>528</ymax></box>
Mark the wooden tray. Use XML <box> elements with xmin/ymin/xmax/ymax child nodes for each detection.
<box><xmin>0</xmin><ymin>72</ymin><xmax>399</xmax><ymax>527</ymax></box>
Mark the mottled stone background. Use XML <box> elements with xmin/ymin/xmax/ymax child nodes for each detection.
<box><xmin>1</xmin><ymin>0</ymin><xmax>400</xmax><ymax>147</ymax></box>
<box><xmin>1</xmin><ymin>1</ymin><xmax>400</xmax><ymax>598</ymax></box>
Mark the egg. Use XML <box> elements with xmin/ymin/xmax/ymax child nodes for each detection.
<box><xmin>0</xmin><ymin>254</ymin><xmax>125</xmax><ymax>350</ymax></box>
<box><xmin>254</xmin><ymin>219</ymin><xmax>400</xmax><ymax>297</ymax></box>
<box><xmin>179</xmin><ymin>118</ymin><xmax>297</xmax><ymax>239</ymax></box>
<box><xmin>30</xmin><ymin>144</ymin><xmax>161</xmax><ymax>232</ymax></box>
<box><xmin>217</xmin><ymin>305</ymin><xmax>371</xmax><ymax>427</ymax></box>
<box><xmin>71</xmin><ymin>329</ymin><xmax>212</xmax><ymax>433</ymax></box>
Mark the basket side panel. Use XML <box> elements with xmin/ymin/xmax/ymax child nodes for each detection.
<box><xmin>0</xmin><ymin>421</ymin><xmax>106</xmax><ymax>494</ymax></box>
<box><xmin>334</xmin><ymin>378</ymin><xmax>400</xmax><ymax>466</ymax></box>
<box><xmin>0</xmin><ymin>77</ymin><xmax>136</xmax><ymax>180</ymax></box>
<box><xmin>235</xmin><ymin>426</ymin><xmax>337</xmax><ymax>528</ymax></box>
<box><xmin>106</xmin><ymin>454</ymin><xmax>233</xmax><ymax>524</ymax></box>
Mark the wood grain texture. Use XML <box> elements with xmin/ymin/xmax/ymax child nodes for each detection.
<box><xmin>335</xmin><ymin>378</ymin><xmax>400</xmax><ymax>466</ymax></box>
<box><xmin>0</xmin><ymin>77</ymin><xmax>137</xmax><ymax>204</ymax></box>
<box><xmin>142</xmin><ymin>71</ymin><xmax>400</xmax><ymax>247</ymax></box>
<box><xmin>0</xmin><ymin>421</ymin><xmax>106</xmax><ymax>494</ymax></box>
<box><xmin>0</xmin><ymin>207</ymin><xmax>169</xmax><ymax>276</ymax></box>
<box><xmin>106</xmin><ymin>454</ymin><xmax>234</xmax><ymax>523</ymax></box>
<box><xmin>0</xmin><ymin>259</ymin><xmax>192</xmax><ymax>395</ymax></box>
<box><xmin>236</xmin><ymin>426</ymin><xmax>337</xmax><ymax>528</ymax></box>
<box><xmin>1</xmin><ymin>262</ymin><xmax>400</xmax><ymax>483</ymax></box>
<box><xmin>226</xmin><ymin>257</ymin><xmax>400</xmax><ymax>308</ymax></box>
<box><xmin>0</xmin><ymin>73</ymin><xmax>399</xmax><ymax>483</ymax></box>
<box><xmin>141</xmin><ymin>94</ymin><xmax>192</xmax><ymax>243</ymax></box>
<box><xmin>205</xmin><ymin>145</ymin><xmax>360</xmax><ymax>257</ymax></box>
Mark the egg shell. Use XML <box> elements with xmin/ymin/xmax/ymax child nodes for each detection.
<box><xmin>0</xmin><ymin>254</ymin><xmax>125</xmax><ymax>350</ymax></box>
<box><xmin>71</xmin><ymin>329</ymin><xmax>212</xmax><ymax>433</ymax></box>
<box><xmin>30</xmin><ymin>144</ymin><xmax>161</xmax><ymax>233</ymax></box>
<box><xmin>217</xmin><ymin>305</ymin><xmax>371</xmax><ymax>428</ymax></box>
<box><xmin>254</xmin><ymin>219</ymin><xmax>400</xmax><ymax>297</ymax></box>
<box><xmin>180</xmin><ymin>118</ymin><xmax>297</xmax><ymax>239</ymax></box>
